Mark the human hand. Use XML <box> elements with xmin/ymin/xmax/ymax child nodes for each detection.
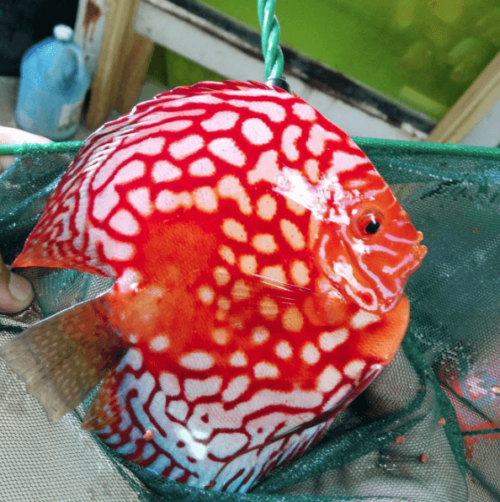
<box><xmin>0</xmin><ymin>126</ymin><xmax>50</xmax><ymax>313</ymax></box>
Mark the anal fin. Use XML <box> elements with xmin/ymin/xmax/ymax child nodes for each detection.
<box><xmin>0</xmin><ymin>294</ymin><xmax>126</xmax><ymax>421</ymax></box>
<box><xmin>82</xmin><ymin>370</ymin><xmax>123</xmax><ymax>433</ymax></box>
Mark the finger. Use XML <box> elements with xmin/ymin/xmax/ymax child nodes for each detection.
<box><xmin>0</xmin><ymin>127</ymin><xmax>51</xmax><ymax>171</ymax></box>
<box><xmin>0</xmin><ymin>254</ymin><xmax>34</xmax><ymax>314</ymax></box>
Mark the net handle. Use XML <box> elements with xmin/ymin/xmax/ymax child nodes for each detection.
<box><xmin>2</xmin><ymin>139</ymin><xmax>500</xmax><ymax>161</ymax></box>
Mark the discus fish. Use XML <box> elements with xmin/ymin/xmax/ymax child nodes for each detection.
<box><xmin>1</xmin><ymin>81</ymin><xmax>426</xmax><ymax>492</ymax></box>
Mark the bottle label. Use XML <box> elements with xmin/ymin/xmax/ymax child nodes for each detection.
<box><xmin>58</xmin><ymin>98</ymin><xmax>84</xmax><ymax>130</ymax></box>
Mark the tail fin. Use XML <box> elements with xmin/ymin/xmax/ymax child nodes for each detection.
<box><xmin>0</xmin><ymin>294</ymin><xmax>126</xmax><ymax>420</ymax></box>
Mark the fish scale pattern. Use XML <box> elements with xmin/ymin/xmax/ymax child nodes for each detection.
<box><xmin>16</xmin><ymin>81</ymin><xmax>353</xmax><ymax>280</ymax></box>
<box><xmin>12</xmin><ymin>81</ymin><xmax>425</xmax><ymax>492</ymax></box>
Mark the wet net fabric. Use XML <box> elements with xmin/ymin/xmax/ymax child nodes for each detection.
<box><xmin>0</xmin><ymin>139</ymin><xmax>498</xmax><ymax>502</ymax></box>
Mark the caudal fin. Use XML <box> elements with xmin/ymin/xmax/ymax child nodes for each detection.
<box><xmin>0</xmin><ymin>294</ymin><xmax>126</xmax><ymax>420</ymax></box>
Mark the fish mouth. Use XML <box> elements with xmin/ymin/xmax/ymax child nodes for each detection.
<box><xmin>414</xmin><ymin>231</ymin><xmax>427</xmax><ymax>262</ymax></box>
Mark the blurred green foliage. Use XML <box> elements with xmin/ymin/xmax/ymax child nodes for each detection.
<box><xmin>147</xmin><ymin>0</ymin><xmax>500</xmax><ymax>120</ymax></box>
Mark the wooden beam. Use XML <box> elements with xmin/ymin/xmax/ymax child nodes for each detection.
<box><xmin>115</xmin><ymin>32</ymin><xmax>154</xmax><ymax>114</ymax></box>
<box><xmin>86</xmin><ymin>0</ymin><xmax>153</xmax><ymax>129</ymax></box>
<box><xmin>427</xmin><ymin>49</ymin><xmax>500</xmax><ymax>143</ymax></box>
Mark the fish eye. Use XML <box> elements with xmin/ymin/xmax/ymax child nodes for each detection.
<box><xmin>364</xmin><ymin>217</ymin><xmax>381</xmax><ymax>235</ymax></box>
<box><xmin>353</xmin><ymin>209</ymin><xmax>384</xmax><ymax>238</ymax></box>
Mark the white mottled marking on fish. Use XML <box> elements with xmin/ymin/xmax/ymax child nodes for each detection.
<box><xmin>231</xmin><ymin>279</ymin><xmax>250</xmax><ymax>301</ymax></box>
<box><xmin>217</xmin><ymin>296</ymin><xmax>231</xmax><ymax>311</ymax></box>
<box><xmin>150</xmin><ymin>335</ymin><xmax>170</xmax><ymax>352</ymax></box>
<box><xmin>127</xmin><ymin>187</ymin><xmax>153</xmax><ymax>216</ymax></box>
<box><xmin>242</xmin><ymin>118</ymin><xmax>273</xmax><ymax>145</ymax></box>
<box><xmin>212</xmin><ymin>328</ymin><xmax>230</xmax><ymax>345</ymax></box>
<box><xmin>304</xmin><ymin>158</ymin><xmax>320</xmax><ymax>183</ymax></box>
<box><xmin>210</xmin><ymin>432</ymin><xmax>249</xmax><ymax>459</ymax></box>
<box><xmin>120</xmin><ymin>348</ymin><xmax>144</xmax><ymax>372</ymax></box>
<box><xmin>155</xmin><ymin>189</ymin><xmax>177</xmax><ymax>212</ymax></box>
<box><xmin>259</xmin><ymin>296</ymin><xmax>279</xmax><ymax>320</ymax></box>
<box><xmin>228</xmin><ymin>99</ymin><xmax>286</xmax><ymax>122</ymax></box>
<box><xmin>282</xmin><ymin>306</ymin><xmax>304</xmax><ymax>332</ymax></box>
<box><xmin>368</xmin><ymin>244</ymin><xmax>399</xmax><ymax>256</ymax></box>
<box><xmin>170</xmin><ymin>94</ymin><xmax>223</xmax><ymax>107</ymax></box>
<box><xmin>185</xmin><ymin>376</ymin><xmax>223</xmax><ymax>401</ymax></box>
<box><xmin>282</xmin><ymin>125</ymin><xmax>302</xmax><ymax>161</ymax></box>
<box><xmin>327</xmin><ymin>151</ymin><xmax>367</xmax><ymax>176</ymax></box>
<box><xmin>91</xmin><ymin>138</ymin><xmax>163</xmax><ymax>190</ymax></box>
<box><xmin>222</xmin><ymin>376</ymin><xmax>250</xmax><ymax>402</ymax></box>
<box><xmin>382</xmin><ymin>254</ymin><xmax>414</xmax><ymax>275</ymax></box>
<box><xmin>152</xmin><ymin>160</ymin><xmax>182</xmax><ymax>183</ymax></box>
<box><xmin>322</xmin><ymin>383</ymin><xmax>352</xmax><ymax>412</ymax></box>
<box><xmin>247</xmin><ymin>150</ymin><xmax>280</xmax><ymax>185</ymax></box>
<box><xmin>275</xmin><ymin>168</ymin><xmax>320</xmax><ymax>219</ymax></box>
<box><xmin>109</xmin><ymin>209</ymin><xmax>140</xmax><ymax>236</ymax></box>
<box><xmin>306</xmin><ymin>124</ymin><xmax>340</xmax><ymax>156</ymax></box>
<box><xmin>280</xmin><ymin>219</ymin><xmax>306</xmax><ymax>250</ymax></box>
<box><xmin>156</xmin><ymin>189</ymin><xmax>193</xmax><ymax>213</ymax></box>
<box><xmin>252</xmin><ymin>326</ymin><xmax>270</xmax><ymax>345</ymax></box>
<box><xmin>252</xmin><ymin>234</ymin><xmax>277</xmax><ymax>254</ymax></box>
<box><xmin>201</xmin><ymin>111</ymin><xmax>239</xmax><ymax>131</ymax></box>
<box><xmin>254</xmin><ymin>362</ymin><xmax>279</xmax><ymax>379</ymax></box>
<box><xmin>115</xmin><ymin>160</ymin><xmax>146</xmax><ymax>185</ymax></box>
<box><xmin>218</xmin><ymin>245</ymin><xmax>235</xmax><ymax>265</ymax></box>
<box><xmin>256</xmin><ymin>194</ymin><xmax>277</xmax><ymax>221</ymax></box>
<box><xmin>275</xmin><ymin>341</ymin><xmax>293</xmax><ymax>359</ymax></box>
<box><xmin>286</xmin><ymin>198</ymin><xmax>307</xmax><ymax>216</ymax></box>
<box><xmin>87</xmin><ymin>226</ymin><xmax>135</xmax><ymax>262</ymax></box>
<box><xmin>93</xmin><ymin>184</ymin><xmax>119</xmax><ymax>220</ymax></box>
<box><xmin>168</xmin><ymin>399</ymin><xmax>189</xmax><ymax>421</ymax></box>
<box><xmin>179</xmin><ymin>351</ymin><xmax>215</xmax><ymax>371</ymax></box>
<box><xmin>229</xmin><ymin>351</ymin><xmax>248</xmax><ymax>367</ymax></box>
<box><xmin>169</xmin><ymin>135</ymin><xmax>204</xmax><ymax>159</ymax></box>
<box><xmin>214</xmin><ymin>266</ymin><xmax>231</xmax><ymax>285</ymax></box>
<box><xmin>240</xmin><ymin>254</ymin><xmax>258</xmax><ymax>275</ymax></box>
<box><xmin>350</xmin><ymin>310</ymin><xmax>380</xmax><ymax>329</ymax></box>
<box><xmin>317</xmin><ymin>365</ymin><xmax>341</xmax><ymax>392</ymax></box>
<box><xmin>116</xmin><ymin>267</ymin><xmax>142</xmax><ymax>293</ymax></box>
<box><xmin>159</xmin><ymin>372</ymin><xmax>181</xmax><ymax>396</ymax></box>
<box><xmin>344</xmin><ymin>360</ymin><xmax>366</xmax><ymax>379</ymax></box>
<box><xmin>301</xmin><ymin>343</ymin><xmax>320</xmax><ymax>365</ymax></box>
<box><xmin>189</xmin><ymin>157</ymin><xmax>216</xmax><ymax>177</ymax></box>
<box><xmin>292</xmin><ymin>103</ymin><xmax>316</xmax><ymax>121</ymax></box>
<box><xmin>208</xmin><ymin>138</ymin><xmax>245</xmax><ymax>166</ymax></box>
<box><xmin>197</xmin><ymin>285</ymin><xmax>215</xmax><ymax>304</ymax></box>
<box><xmin>261</xmin><ymin>264</ymin><xmax>287</xmax><ymax>285</ymax></box>
<box><xmin>319</xmin><ymin>328</ymin><xmax>349</xmax><ymax>352</ymax></box>
<box><xmin>218</xmin><ymin>175</ymin><xmax>252</xmax><ymax>214</ymax></box>
<box><xmin>193</xmin><ymin>186</ymin><xmax>218</xmax><ymax>213</ymax></box>
<box><xmin>290</xmin><ymin>260</ymin><xmax>310</xmax><ymax>286</ymax></box>
<box><xmin>222</xmin><ymin>218</ymin><xmax>248</xmax><ymax>242</ymax></box>
<box><xmin>384</xmin><ymin>233</ymin><xmax>418</xmax><ymax>244</ymax></box>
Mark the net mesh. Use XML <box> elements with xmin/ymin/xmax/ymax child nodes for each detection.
<box><xmin>0</xmin><ymin>139</ymin><xmax>498</xmax><ymax>502</ymax></box>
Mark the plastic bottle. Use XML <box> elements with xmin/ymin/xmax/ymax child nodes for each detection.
<box><xmin>15</xmin><ymin>25</ymin><xmax>90</xmax><ymax>141</ymax></box>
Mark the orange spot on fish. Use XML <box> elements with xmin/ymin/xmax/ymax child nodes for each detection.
<box><xmin>259</xmin><ymin>296</ymin><xmax>279</xmax><ymax>321</ymax></box>
<box><xmin>282</xmin><ymin>306</ymin><xmax>304</xmax><ymax>332</ymax></box>
<box><xmin>143</xmin><ymin>429</ymin><xmax>155</xmax><ymax>441</ymax></box>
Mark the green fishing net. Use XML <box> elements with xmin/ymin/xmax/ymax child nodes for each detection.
<box><xmin>0</xmin><ymin>138</ymin><xmax>498</xmax><ymax>502</ymax></box>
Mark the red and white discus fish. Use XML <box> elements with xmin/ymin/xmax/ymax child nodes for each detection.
<box><xmin>1</xmin><ymin>81</ymin><xmax>426</xmax><ymax>492</ymax></box>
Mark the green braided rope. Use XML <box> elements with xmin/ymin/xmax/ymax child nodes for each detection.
<box><xmin>257</xmin><ymin>0</ymin><xmax>285</xmax><ymax>81</ymax></box>
<box><xmin>0</xmin><ymin>141</ymin><xmax>83</xmax><ymax>156</ymax></box>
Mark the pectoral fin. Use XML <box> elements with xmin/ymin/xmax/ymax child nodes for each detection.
<box><xmin>0</xmin><ymin>294</ymin><xmax>126</xmax><ymax>421</ymax></box>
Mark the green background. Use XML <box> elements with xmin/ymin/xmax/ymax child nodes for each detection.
<box><xmin>148</xmin><ymin>0</ymin><xmax>500</xmax><ymax>120</ymax></box>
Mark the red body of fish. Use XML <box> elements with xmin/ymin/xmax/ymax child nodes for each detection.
<box><xmin>2</xmin><ymin>81</ymin><xmax>426</xmax><ymax>492</ymax></box>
